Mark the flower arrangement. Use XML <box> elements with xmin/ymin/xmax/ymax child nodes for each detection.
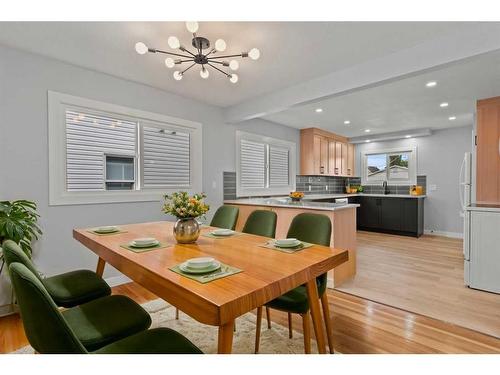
<box><xmin>289</xmin><ymin>191</ymin><xmax>305</xmax><ymax>201</ymax></box>
<box><xmin>162</xmin><ymin>192</ymin><xmax>210</xmax><ymax>219</ymax></box>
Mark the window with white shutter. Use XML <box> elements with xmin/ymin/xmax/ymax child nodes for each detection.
<box><xmin>141</xmin><ymin>124</ymin><xmax>191</xmax><ymax>189</ymax></box>
<box><xmin>49</xmin><ymin>91</ymin><xmax>202</xmax><ymax>205</ymax></box>
<box><xmin>236</xmin><ymin>131</ymin><xmax>296</xmax><ymax>197</ymax></box>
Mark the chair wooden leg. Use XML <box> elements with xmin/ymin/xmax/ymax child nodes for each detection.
<box><xmin>255</xmin><ymin>306</ymin><xmax>263</xmax><ymax>354</ymax></box>
<box><xmin>266</xmin><ymin>306</ymin><xmax>271</xmax><ymax>329</ymax></box>
<box><xmin>175</xmin><ymin>308</ymin><xmax>179</xmax><ymax>320</ymax></box>
<box><xmin>301</xmin><ymin>312</ymin><xmax>311</xmax><ymax>354</ymax></box>
<box><xmin>288</xmin><ymin>312</ymin><xmax>293</xmax><ymax>338</ymax></box>
<box><xmin>321</xmin><ymin>293</ymin><xmax>334</xmax><ymax>354</ymax></box>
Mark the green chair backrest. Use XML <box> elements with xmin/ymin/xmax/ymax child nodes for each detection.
<box><xmin>2</xmin><ymin>240</ymin><xmax>41</xmax><ymax>282</ymax></box>
<box><xmin>242</xmin><ymin>210</ymin><xmax>277</xmax><ymax>238</ymax></box>
<box><xmin>8</xmin><ymin>262</ymin><xmax>87</xmax><ymax>354</ymax></box>
<box><xmin>210</xmin><ymin>205</ymin><xmax>239</xmax><ymax>230</ymax></box>
<box><xmin>286</xmin><ymin>213</ymin><xmax>332</xmax><ymax>295</ymax></box>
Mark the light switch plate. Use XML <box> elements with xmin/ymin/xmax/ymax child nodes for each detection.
<box><xmin>429</xmin><ymin>184</ymin><xmax>437</xmax><ymax>191</ymax></box>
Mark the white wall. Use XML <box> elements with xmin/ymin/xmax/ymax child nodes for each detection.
<box><xmin>355</xmin><ymin>125</ymin><xmax>473</xmax><ymax>236</ymax></box>
<box><xmin>0</xmin><ymin>45</ymin><xmax>299</xmax><ymax>307</ymax></box>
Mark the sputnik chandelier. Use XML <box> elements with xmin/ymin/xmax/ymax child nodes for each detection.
<box><xmin>135</xmin><ymin>22</ymin><xmax>260</xmax><ymax>83</ymax></box>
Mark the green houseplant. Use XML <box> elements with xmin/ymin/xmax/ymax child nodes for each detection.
<box><xmin>162</xmin><ymin>192</ymin><xmax>209</xmax><ymax>244</ymax></box>
<box><xmin>0</xmin><ymin>200</ymin><xmax>42</xmax><ymax>275</ymax></box>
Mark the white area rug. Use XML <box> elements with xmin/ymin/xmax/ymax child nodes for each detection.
<box><xmin>14</xmin><ymin>299</ymin><xmax>318</xmax><ymax>354</ymax></box>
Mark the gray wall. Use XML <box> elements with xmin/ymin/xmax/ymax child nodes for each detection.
<box><xmin>355</xmin><ymin>125</ymin><xmax>473</xmax><ymax>235</ymax></box>
<box><xmin>0</xmin><ymin>45</ymin><xmax>299</xmax><ymax>306</ymax></box>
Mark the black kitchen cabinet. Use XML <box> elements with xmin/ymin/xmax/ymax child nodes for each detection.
<box><xmin>357</xmin><ymin>196</ymin><xmax>424</xmax><ymax>237</ymax></box>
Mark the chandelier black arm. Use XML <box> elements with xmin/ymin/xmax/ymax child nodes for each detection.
<box><xmin>180</xmin><ymin>47</ymin><xmax>197</xmax><ymax>58</ymax></box>
<box><xmin>208</xmin><ymin>60</ymin><xmax>228</xmax><ymax>66</ymax></box>
<box><xmin>181</xmin><ymin>62</ymin><xmax>197</xmax><ymax>74</ymax></box>
<box><xmin>205</xmin><ymin>48</ymin><xmax>216</xmax><ymax>58</ymax></box>
<box><xmin>207</xmin><ymin>53</ymin><xmax>246</xmax><ymax>60</ymax></box>
<box><xmin>207</xmin><ymin>63</ymin><xmax>231</xmax><ymax>78</ymax></box>
<box><xmin>151</xmin><ymin>48</ymin><xmax>193</xmax><ymax>59</ymax></box>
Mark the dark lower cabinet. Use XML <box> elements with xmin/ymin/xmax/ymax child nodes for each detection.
<box><xmin>356</xmin><ymin>196</ymin><xmax>424</xmax><ymax>237</ymax></box>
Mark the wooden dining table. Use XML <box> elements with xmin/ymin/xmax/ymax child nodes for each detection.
<box><xmin>73</xmin><ymin>221</ymin><xmax>348</xmax><ymax>354</ymax></box>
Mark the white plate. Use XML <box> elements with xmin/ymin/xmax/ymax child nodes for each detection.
<box><xmin>275</xmin><ymin>238</ymin><xmax>301</xmax><ymax>248</ymax></box>
<box><xmin>211</xmin><ymin>229</ymin><xmax>234</xmax><ymax>236</ymax></box>
<box><xmin>186</xmin><ymin>257</ymin><xmax>215</xmax><ymax>269</ymax></box>
<box><xmin>130</xmin><ymin>239</ymin><xmax>159</xmax><ymax>248</ymax></box>
<box><xmin>179</xmin><ymin>261</ymin><xmax>221</xmax><ymax>274</ymax></box>
<box><xmin>95</xmin><ymin>226</ymin><xmax>119</xmax><ymax>233</ymax></box>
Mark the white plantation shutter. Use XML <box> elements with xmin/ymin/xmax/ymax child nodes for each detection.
<box><xmin>269</xmin><ymin>146</ymin><xmax>289</xmax><ymax>186</ymax></box>
<box><xmin>240</xmin><ymin>139</ymin><xmax>266</xmax><ymax>188</ymax></box>
<box><xmin>142</xmin><ymin>124</ymin><xmax>191</xmax><ymax>188</ymax></box>
<box><xmin>65</xmin><ymin>109</ymin><xmax>136</xmax><ymax>191</ymax></box>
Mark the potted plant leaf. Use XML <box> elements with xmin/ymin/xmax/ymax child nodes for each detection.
<box><xmin>0</xmin><ymin>200</ymin><xmax>42</xmax><ymax>275</ymax></box>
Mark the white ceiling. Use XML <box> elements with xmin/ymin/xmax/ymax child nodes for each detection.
<box><xmin>263</xmin><ymin>50</ymin><xmax>500</xmax><ymax>137</ymax></box>
<box><xmin>0</xmin><ymin>21</ymin><xmax>471</xmax><ymax>108</ymax></box>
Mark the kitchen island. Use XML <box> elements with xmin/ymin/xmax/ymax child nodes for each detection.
<box><xmin>223</xmin><ymin>197</ymin><xmax>359</xmax><ymax>287</ymax></box>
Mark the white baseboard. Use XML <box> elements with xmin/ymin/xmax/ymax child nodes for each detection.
<box><xmin>0</xmin><ymin>303</ymin><xmax>17</xmax><ymax>317</ymax></box>
<box><xmin>105</xmin><ymin>274</ymin><xmax>132</xmax><ymax>287</ymax></box>
<box><xmin>424</xmin><ymin>229</ymin><xmax>463</xmax><ymax>239</ymax></box>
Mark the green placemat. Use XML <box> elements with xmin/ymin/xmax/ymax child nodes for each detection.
<box><xmin>87</xmin><ymin>229</ymin><xmax>128</xmax><ymax>236</ymax></box>
<box><xmin>202</xmin><ymin>232</ymin><xmax>244</xmax><ymax>239</ymax></box>
<box><xmin>259</xmin><ymin>241</ymin><xmax>314</xmax><ymax>254</ymax></box>
<box><xmin>120</xmin><ymin>242</ymin><xmax>170</xmax><ymax>253</ymax></box>
<box><xmin>169</xmin><ymin>263</ymin><xmax>242</xmax><ymax>284</ymax></box>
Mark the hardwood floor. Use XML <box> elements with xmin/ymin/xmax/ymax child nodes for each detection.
<box><xmin>337</xmin><ymin>231</ymin><xmax>500</xmax><ymax>338</ymax></box>
<box><xmin>2</xmin><ymin>281</ymin><xmax>499</xmax><ymax>353</ymax></box>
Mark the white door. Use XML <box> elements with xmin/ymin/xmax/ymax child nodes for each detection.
<box><xmin>470</xmin><ymin>211</ymin><xmax>500</xmax><ymax>293</ymax></box>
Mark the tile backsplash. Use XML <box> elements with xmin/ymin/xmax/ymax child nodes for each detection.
<box><xmin>222</xmin><ymin>172</ymin><xmax>426</xmax><ymax>199</ymax></box>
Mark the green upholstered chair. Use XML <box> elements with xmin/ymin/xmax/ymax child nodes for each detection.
<box><xmin>210</xmin><ymin>205</ymin><xmax>239</xmax><ymax>230</ymax></box>
<box><xmin>2</xmin><ymin>239</ymin><xmax>111</xmax><ymax>307</ymax></box>
<box><xmin>254</xmin><ymin>213</ymin><xmax>334</xmax><ymax>354</ymax></box>
<box><xmin>242</xmin><ymin>210</ymin><xmax>277</xmax><ymax>238</ymax></box>
<box><xmin>9</xmin><ymin>262</ymin><xmax>202</xmax><ymax>354</ymax></box>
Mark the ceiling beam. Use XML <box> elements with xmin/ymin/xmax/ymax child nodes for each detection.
<box><xmin>224</xmin><ymin>23</ymin><xmax>500</xmax><ymax>124</ymax></box>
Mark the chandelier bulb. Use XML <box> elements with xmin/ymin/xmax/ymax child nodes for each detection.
<box><xmin>135</xmin><ymin>42</ymin><xmax>148</xmax><ymax>55</ymax></box>
<box><xmin>229</xmin><ymin>60</ymin><xmax>239</xmax><ymax>71</ymax></box>
<box><xmin>248</xmin><ymin>48</ymin><xmax>260</xmax><ymax>60</ymax></box>
<box><xmin>229</xmin><ymin>74</ymin><xmax>239</xmax><ymax>84</ymax></box>
<box><xmin>200</xmin><ymin>67</ymin><xmax>209</xmax><ymax>79</ymax></box>
<box><xmin>168</xmin><ymin>36</ymin><xmax>181</xmax><ymax>49</ymax></box>
<box><xmin>164</xmin><ymin>57</ymin><xmax>175</xmax><ymax>68</ymax></box>
<box><xmin>186</xmin><ymin>21</ymin><xmax>199</xmax><ymax>33</ymax></box>
<box><xmin>173</xmin><ymin>71</ymin><xmax>183</xmax><ymax>81</ymax></box>
<box><xmin>215</xmin><ymin>39</ymin><xmax>227</xmax><ymax>52</ymax></box>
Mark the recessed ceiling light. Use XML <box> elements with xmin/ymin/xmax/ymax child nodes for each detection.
<box><xmin>440</xmin><ymin>102</ymin><xmax>449</xmax><ymax>108</ymax></box>
<box><xmin>449</xmin><ymin>116</ymin><xmax>456</xmax><ymax>121</ymax></box>
<box><xmin>315</xmin><ymin>108</ymin><xmax>323</xmax><ymax>113</ymax></box>
<box><xmin>405</xmin><ymin>135</ymin><xmax>411</xmax><ymax>138</ymax></box>
<box><xmin>344</xmin><ymin>120</ymin><xmax>350</xmax><ymax>125</ymax></box>
<box><xmin>365</xmin><ymin>140</ymin><xmax>371</xmax><ymax>143</ymax></box>
<box><xmin>426</xmin><ymin>81</ymin><xmax>437</xmax><ymax>87</ymax></box>
<box><xmin>365</xmin><ymin>129</ymin><xmax>371</xmax><ymax>133</ymax></box>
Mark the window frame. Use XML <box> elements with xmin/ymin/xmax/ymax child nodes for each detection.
<box><xmin>361</xmin><ymin>146</ymin><xmax>417</xmax><ymax>186</ymax></box>
<box><xmin>48</xmin><ymin>91</ymin><xmax>202</xmax><ymax>206</ymax></box>
<box><xmin>235</xmin><ymin>131</ymin><xmax>296</xmax><ymax>197</ymax></box>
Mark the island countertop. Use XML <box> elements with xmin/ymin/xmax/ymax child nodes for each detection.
<box><xmin>223</xmin><ymin>197</ymin><xmax>360</xmax><ymax>212</ymax></box>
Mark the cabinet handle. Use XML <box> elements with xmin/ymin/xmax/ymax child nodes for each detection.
<box><xmin>320</xmin><ymin>166</ymin><xmax>325</xmax><ymax>174</ymax></box>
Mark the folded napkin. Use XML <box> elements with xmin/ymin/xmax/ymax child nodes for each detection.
<box><xmin>120</xmin><ymin>242</ymin><xmax>170</xmax><ymax>253</ymax></box>
<box><xmin>259</xmin><ymin>240</ymin><xmax>314</xmax><ymax>253</ymax></box>
<box><xmin>169</xmin><ymin>263</ymin><xmax>242</xmax><ymax>284</ymax></box>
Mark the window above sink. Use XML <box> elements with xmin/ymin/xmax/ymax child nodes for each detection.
<box><xmin>361</xmin><ymin>146</ymin><xmax>417</xmax><ymax>186</ymax></box>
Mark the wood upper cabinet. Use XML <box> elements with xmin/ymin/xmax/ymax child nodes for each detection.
<box><xmin>476</xmin><ymin>97</ymin><xmax>500</xmax><ymax>204</ymax></box>
<box><xmin>300</xmin><ymin>128</ymin><xmax>355</xmax><ymax>176</ymax></box>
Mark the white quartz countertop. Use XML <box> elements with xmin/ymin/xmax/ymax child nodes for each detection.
<box><xmin>465</xmin><ymin>204</ymin><xmax>500</xmax><ymax>212</ymax></box>
<box><xmin>224</xmin><ymin>198</ymin><xmax>360</xmax><ymax>212</ymax></box>
<box><xmin>301</xmin><ymin>193</ymin><xmax>426</xmax><ymax>200</ymax></box>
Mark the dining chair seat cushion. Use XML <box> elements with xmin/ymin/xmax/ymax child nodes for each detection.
<box><xmin>265</xmin><ymin>285</ymin><xmax>310</xmax><ymax>314</ymax></box>
<box><xmin>62</xmin><ymin>295</ymin><xmax>152</xmax><ymax>351</ymax></box>
<box><xmin>43</xmin><ymin>270</ymin><xmax>111</xmax><ymax>308</ymax></box>
<box><xmin>210</xmin><ymin>205</ymin><xmax>239</xmax><ymax>230</ymax></box>
<box><xmin>94</xmin><ymin>327</ymin><xmax>203</xmax><ymax>354</ymax></box>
